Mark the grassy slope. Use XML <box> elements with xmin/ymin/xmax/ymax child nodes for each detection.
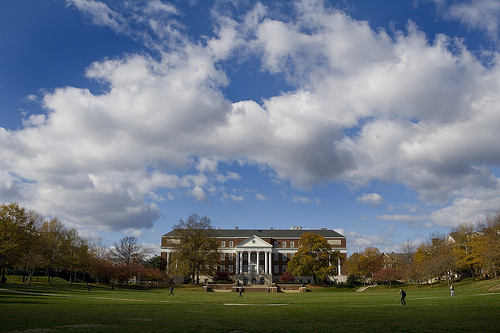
<box><xmin>1</xmin><ymin>279</ymin><xmax>499</xmax><ymax>332</ymax></box>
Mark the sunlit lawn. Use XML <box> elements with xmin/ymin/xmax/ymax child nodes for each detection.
<box><xmin>1</xmin><ymin>278</ymin><xmax>499</xmax><ymax>332</ymax></box>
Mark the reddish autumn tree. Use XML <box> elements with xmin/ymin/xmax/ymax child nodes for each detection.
<box><xmin>373</xmin><ymin>268</ymin><xmax>398</xmax><ymax>286</ymax></box>
<box><xmin>279</xmin><ymin>271</ymin><xmax>296</xmax><ymax>282</ymax></box>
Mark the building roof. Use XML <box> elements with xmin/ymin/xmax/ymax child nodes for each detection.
<box><xmin>163</xmin><ymin>228</ymin><xmax>345</xmax><ymax>238</ymax></box>
<box><xmin>382</xmin><ymin>252</ymin><xmax>413</xmax><ymax>264</ymax></box>
<box><xmin>383</xmin><ymin>252</ymin><xmax>407</xmax><ymax>262</ymax></box>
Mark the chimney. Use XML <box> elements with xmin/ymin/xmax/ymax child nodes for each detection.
<box><xmin>235</xmin><ymin>226</ymin><xmax>238</xmax><ymax>229</ymax></box>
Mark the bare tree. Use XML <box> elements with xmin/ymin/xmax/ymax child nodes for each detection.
<box><xmin>400</xmin><ymin>238</ymin><xmax>416</xmax><ymax>264</ymax></box>
<box><xmin>110</xmin><ymin>236</ymin><xmax>150</xmax><ymax>266</ymax></box>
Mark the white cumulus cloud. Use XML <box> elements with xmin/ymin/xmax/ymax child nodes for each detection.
<box><xmin>357</xmin><ymin>193</ymin><xmax>384</xmax><ymax>206</ymax></box>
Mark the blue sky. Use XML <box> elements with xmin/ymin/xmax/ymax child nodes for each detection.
<box><xmin>2</xmin><ymin>0</ymin><xmax>500</xmax><ymax>255</ymax></box>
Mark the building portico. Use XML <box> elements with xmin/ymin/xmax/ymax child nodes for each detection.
<box><xmin>234</xmin><ymin>235</ymin><xmax>273</xmax><ymax>275</ymax></box>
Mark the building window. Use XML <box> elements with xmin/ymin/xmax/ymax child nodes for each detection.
<box><xmin>229</xmin><ymin>265</ymin><xmax>233</xmax><ymax>273</ymax></box>
<box><xmin>229</xmin><ymin>241</ymin><xmax>234</xmax><ymax>247</ymax></box>
<box><xmin>274</xmin><ymin>253</ymin><xmax>279</xmax><ymax>261</ymax></box>
<box><xmin>243</xmin><ymin>253</ymin><xmax>248</xmax><ymax>260</ymax></box>
<box><xmin>229</xmin><ymin>253</ymin><xmax>234</xmax><ymax>261</ymax></box>
<box><xmin>282</xmin><ymin>253</ymin><xmax>287</xmax><ymax>261</ymax></box>
<box><xmin>274</xmin><ymin>265</ymin><xmax>279</xmax><ymax>274</ymax></box>
<box><xmin>243</xmin><ymin>265</ymin><xmax>248</xmax><ymax>273</ymax></box>
<box><xmin>221</xmin><ymin>265</ymin><xmax>225</xmax><ymax>272</ymax></box>
<box><xmin>221</xmin><ymin>241</ymin><xmax>226</xmax><ymax>247</ymax></box>
<box><xmin>274</xmin><ymin>241</ymin><xmax>278</xmax><ymax>247</ymax></box>
<box><xmin>259</xmin><ymin>252</ymin><xmax>264</xmax><ymax>260</ymax></box>
<box><xmin>283</xmin><ymin>241</ymin><xmax>287</xmax><ymax>248</ymax></box>
<box><xmin>282</xmin><ymin>265</ymin><xmax>287</xmax><ymax>273</ymax></box>
<box><xmin>291</xmin><ymin>241</ymin><xmax>295</xmax><ymax>248</ymax></box>
<box><xmin>221</xmin><ymin>253</ymin><xmax>225</xmax><ymax>261</ymax></box>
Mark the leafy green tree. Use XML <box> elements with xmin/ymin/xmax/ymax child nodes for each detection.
<box><xmin>359</xmin><ymin>247</ymin><xmax>383</xmax><ymax>278</ymax></box>
<box><xmin>61</xmin><ymin>229</ymin><xmax>92</xmax><ymax>283</ymax></box>
<box><xmin>16</xmin><ymin>210</ymin><xmax>44</xmax><ymax>284</ymax></box>
<box><xmin>168</xmin><ymin>214</ymin><xmax>218</xmax><ymax>284</ymax></box>
<box><xmin>347</xmin><ymin>252</ymin><xmax>363</xmax><ymax>278</ymax></box>
<box><xmin>287</xmin><ymin>232</ymin><xmax>342</xmax><ymax>285</ymax></box>
<box><xmin>146</xmin><ymin>255</ymin><xmax>166</xmax><ymax>271</ymax></box>
<box><xmin>453</xmin><ymin>223</ymin><xmax>482</xmax><ymax>280</ymax></box>
<box><xmin>40</xmin><ymin>218</ymin><xmax>68</xmax><ymax>286</ymax></box>
<box><xmin>0</xmin><ymin>203</ymin><xmax>39</xmax><ymax>283</ymax></box>
<box><xmin>477</xmin><ymin>213</ymin><xmax>500</xmax><ymax>278</ymax></box>
<box><xmin>413</xmin><ymin>236</ymin><xmax>456</xmax><ymax>285</ymax></box>
<box><xmin>347</xmin><ymin>247</ymin><xmax>382</xmax><ymax>284</ymax></box>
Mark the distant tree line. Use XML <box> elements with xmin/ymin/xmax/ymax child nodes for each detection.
<box><xmin>0</xmin><ymin>202</ymin><xmax>170</xmax><ymax>287</ymax></box>
<box><xmin>347</xmin><ymin>212</ymin><xmax>500</xmax><ymax>285</ymax></box>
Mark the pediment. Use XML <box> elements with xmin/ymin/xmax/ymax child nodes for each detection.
<box><xmin>236</xmin><ymin>235</ymin><xmax>272</xmax><ymax>248</ymax></box>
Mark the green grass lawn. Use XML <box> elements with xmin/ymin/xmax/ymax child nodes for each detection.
<box><xmin>1</xmin><ymin>278</ymin><xmax>499</xmax><ymax>332</ymax></box>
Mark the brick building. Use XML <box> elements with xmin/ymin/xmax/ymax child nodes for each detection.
<box><xmin>161</xmin><ymin>227</ymin><xmax>347</xmax><ymax>285</ymax></box>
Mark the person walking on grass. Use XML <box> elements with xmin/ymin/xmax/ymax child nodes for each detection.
<box><xmin>169</xmin><ymin>286</ymin><xmax>174</xmax><ymax>296</ymax></box>
<box><xmin>239</xmin><ymin>288</ymin><xmax>243</xmax><ymax>297</ymax></box>
<box><xmin>450</xmin><ymin>284</ymin><xmax>455</xmax><ymax>296</ymax></box>
<box><xmin>399</xmin><ymin>288</ymin><xmax>406</xmax><ymax>305</ymax></box>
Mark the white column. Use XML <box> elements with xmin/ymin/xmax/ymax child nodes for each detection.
<box><xmin>247</xmin><ymin>251</ymin><xmax>250</xmax><ymax>274</ymax></box>
<box><xmin>337</xmin><ymin>258</ymin><xmax>341</xmax><ymax>275</ymax></box>
<box><xmin>256</xmin><ymin>251</ymin><xmax>260</xmax><ymax>274</ymax></box>
<box><xmin>241</xmin><ymin>251</ymin><xmax>244</xmax><ymax>274</ymax></box>
<box><xmin>264</xmin><ymin>251</ymin><xmax>268</xmax><ymax>274</ymax></box>
<box><xmin>236</xmin><ymin>251</ymin><xmax>239</xmax><ymax>274</ymax></box>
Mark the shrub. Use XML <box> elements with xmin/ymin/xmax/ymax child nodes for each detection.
<box><xmin>279</xmin><ymin>271</ymin><xmax>296</xmax><ymax>282</ymax></box>
<box><xmin>214</xmin><ymin>271</ymin><xmax>232</xmax><ymax>282</ymax></box>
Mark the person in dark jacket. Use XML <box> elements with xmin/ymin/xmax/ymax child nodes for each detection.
<box><xmin>399</xmin><ymin>288</ymin><xmax>406</xmax><ymax>305</ymax></box>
